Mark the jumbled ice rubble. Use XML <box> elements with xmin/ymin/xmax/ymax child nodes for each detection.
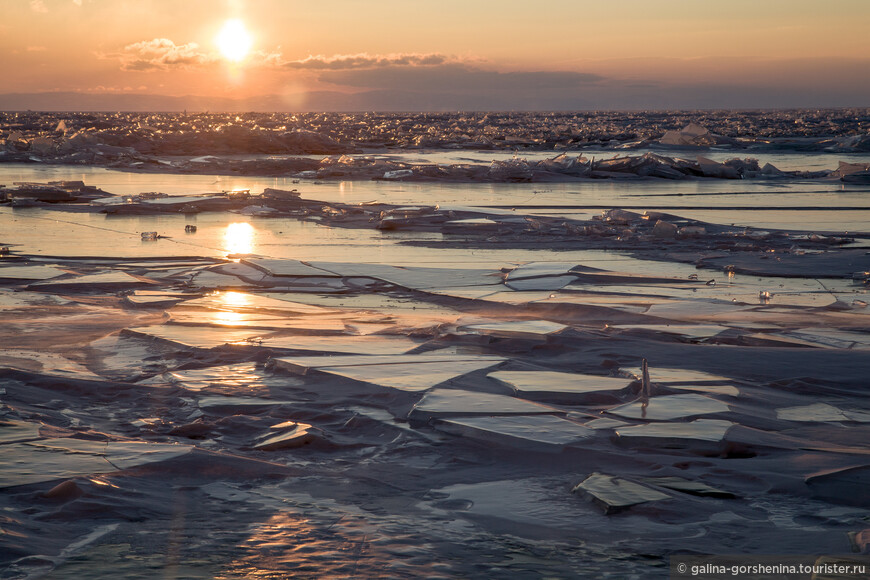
<box><xmin>2</xmin><ymin>109</ymin><xmax>870</xmax><ymax>182</ymax></box>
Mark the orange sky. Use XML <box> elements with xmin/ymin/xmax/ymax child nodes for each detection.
<box><xmin>1</xmin><ymin>0</ymin><xmax>868</xmax><ymax>109</ymax></box>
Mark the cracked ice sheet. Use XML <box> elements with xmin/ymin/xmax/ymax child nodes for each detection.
<box><xmin>620</xmin><ymin>367</ymin><xmax>740</xmax><ymax>396</ymax></box>
<box><xmin>606</xmin><ymin>324</ymin><xmax>731</xmax><ymax>340</ymax></box>
<box><xmin>488</xmin><ymin>371</ymin><xmax>633</xmax><ymax>402</ymax></box>
<box><xmin>1</xmin><ymin>439</ymin><xmax>192</xmax><ymax>488</ymax></box>
<box><xmin>29</xmin><ymin>271</ymin><xmax>155</xmax><ymax>288</ymax></box>
<box><xmin>409</xmin><ymin>388</ymin><xmax>562</xmax><ymax>422</ymax></box>
<box><xmin>573</xmin><ymin>473</ymin><xmax>670</xmax><ymax>514</ymax></box>
<box><xmin>0</xmin><ymin>289</ymin><xmax>71</xmax><ymax>309</ymax></box>
<box><xmin>433</xmin><ymin>415</ymin><xmax>593</xmax><ymax>452</ymax></box>
<box><xmin>167</xmin><ymin>310</ymin><xmax>348</xmax><ymax>332</ymax></box>
<box><xmin>124</xmin><ymin>325</ymin><xmax>422</xmax><ymax>354</ymax></box>
<box><xmin>461</xmin><ymin>320</ymin><xmax>568</xmax><ymax>339</ymax></box>
<box><xmin>178</xmin><ymin>291</ymin><xmax>337</xmax><ymax>315</ymax></box>
<box><xmin>505</xmin><ymin>262</ymin><xmax>581</xmax><ymax>281</ymax></box>
<box><xmin>139</xmin><ymin>362</ymin><xmax>304</xmax><ymax>394</ymax></box>
<box><xmin>272</xmin><ymin>353</ymin><xmax>504</xmax><ymax>374</ymax></box>
<box><xmin>615</xmin><ymin>419</ymin><xmax>736</xmax><ymax>444</ymax></box>
<box><xmin>775</xmin><ymin>328</ymin><xmax>870</xmax><ymax>350</ymax></box>
<box><xmin>241</xmin><ymin>258</ymin><xmax>341</xmax><ymax>278</ymax></box>
<box><xmin>0</xmin><ymin>349</ymin><xmax>104</xmax><ymax>381</ymax></box>
<box><xmin>776</xmin><ymin>403</ymin><xmax>870</xmax><ymax>423</ymax></box>
<box><xmin>0</xmin><ymin>264</ymin><xmax>68</xmax><ymax>281</ymax></box>
<box><xmin>308</xmin><ymin>262</ymin><xmax>504</xmax><ymax>290</ymax></box>
<box><xmin>0</xmin><ymin>420</ymin><xmax>43</xmax><ymax>444</ymax></box>
<box><xmin>315</xmin><ymin>358</ymin><xmax>505</xmax><ymax>392</ymax></box>
<box><xmin>606</xmin><ymin>394</ymin><xmax>730</xmax><ymax>421</ymax></box>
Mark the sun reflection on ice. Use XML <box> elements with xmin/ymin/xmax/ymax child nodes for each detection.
<box><xmin>220</xmin><ymin>291</ymin><xmax>251</xmax><ymax>308</ymax></box>
<box><xmin>224</xmin><ymin>222</ymin><xmax>255</xmax><ymax>256</ymax></box>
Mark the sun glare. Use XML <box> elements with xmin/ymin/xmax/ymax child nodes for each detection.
<box><xmin>217</xmin><ymin>19</ymin><xmax>252</xmax><ymax>62</ymax></box>
<box><xmin>224</xmin><ymin>222</ymin><xmax>254</xmax><ymax>255</ymax></box>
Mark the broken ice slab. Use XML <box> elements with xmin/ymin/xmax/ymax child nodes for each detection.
<box><xmin>774</xmin><ymin>328</ymin><xmax>870</xmax><ymax>350</ymax></box>
<box><xmin>0</xmin><ymin>419</ymin><xmax>42</xmax><ymax>444</ymax></box>
<box><xmin>272</xmin><ymin>353</ymin><xmax>504</xmax><ymax>375</ymax></box>
<box><xmin>241</xmin><ymin>258</ymin><xmax>340</xmax><ymax>278</ymax></box>
<box><xmin>572</xmin><ymin>473</ymin><xmax>670</xmax><ymax>514</ymax></box>
<box><xmin>314</xmin><ymin>358</ymin><xmax>505</xmax><ymax>392</ymax></box>
<box><xmin>776</xmin><ymin>403</ymin><xmax>870</xmax><ymax>423</ymax></box>
<box><xmin>308</xmin><ymin>262</ymin><xmax>503</xmax><ymax>290</ymax></box>
<box><xmin>253</xmin><ymin>422</ymin><xmax>314</xmax><ymax>451</ymax></box>
<box><xmin>124</xmin><ymin>325</ymin><xmax>268</xmax><ymax>349</ymax></box>
<box><xmin>186</xmin><ymin>271</ymin><xmax>259</xmax><ymax>289</ymax></box>
<box><xmin>619</xmin><ymin>366</ymin><xmax>740</xmax><ymax>396</ymax></box>
<box><xmin>475</xmin><ymin>291</ymin><xmax>556</xmax><ymax>305</ymax></box>
<box><xmin>0</xmin><ymin>349</ymin><xmax>105</xmax><ymax>381</ymax></box>
<box><xmin>696</xmin><ymin>250</ymin><xmax>870</xmax><ymax>279</ymax></box>
<box><xmin>421</xmin><ymin>285</ymin><xmax>502</xmax><ymax>300</ymax></box>
<box><xmin>460</xmin><ymin>320</ymin><xmax>568</xmax><ymax>340</ymax></box>
<box><xmin>615</xmin><ymin>419</ymin><xmax>736</xmax><ymax>447</ymax></box>
<box><xmin>606</xmin><ymin>394</ymin><xmax>730</xmax><ymax>421</ymax></box>
<box><xmin>487</xmin><ymin>371</ymin><xmax>634</xmax><ymax>403</ymax></box>
<box><xmin>123</xmin><ymin>290</ymin><xmax>190</xmax><ymax>307</ymax></box>
<box><xmin>0</xmin><ymin>439</ymin><xmax>192</xmax><ymax>488</ymax></box>
<box><xmin>621</xmin><ymin>367</ymin><xmax>734</xmax><ymax>384</ymax></box>
<box><xmin>180</xmin><ymin>292</ymin><xmax>337</xmax><ymax>315</ymax></box>
<box><xmin>125</xmin><ymin>325</ymin><xmax>421</xmax><ymax>354</ymax></box>
<box><xmin>605</xmin><ymin>324</ymin><xmax>730</xmax><ymax>340</ymax></box>
<box><xmin>138</xmin><ymin>362</ymin><xmax>285</xmax><ymax>393</ymax></box>
<box><xmin>0</xmin><ymin>264</ymin><xmax>68</xmax><ymax>281</ymax></box>
<box><xmin>504</xmin><ymin>262</ymin><xmax>581</xmax><ymax>281</ymax></box>
<box><xmin>167</xmin><ymin>310</ymin><xmax>348</xmax><ymax>332</ymax></box>
<box><xmin>806</xmin><ymin>465</ymin><xmax>870</xmax><ymax>508</ymax></box>
<box><xmin>198</xmin><ymin>395</ymin><xmax>294</xmax><ymax>412</ymax></box>
<box><xmin>433</xmin><ymin>414</ymin><xmax>593</xmax><ymax>452</ymax></box>
<box><xmin>505</xmin><ymin>275</ymin><xmax>577</xmax><ymax>292</ymax></box>
<box><xmin>408</xmin><ymin>388</ymin><xmax>563</xmax><ymax>422</ymax></box>
<box><xmin>263</xmin><ymin>335</ymin><xmax>421</xmax><ymax>355</ymax></box>
<box><xmin>29</xmin><ymin>271</ymin><xmax>157</xmax><ymax>290</ymax></box>
<box><xmin>582</xmin><ymin>416</ymin><xmax>632</xmax><ymax>430</ymax></box>
<box><xmin>639</xmin><ymin>476</ymin><xmax>736</xmax><ymax>499</ymax></box>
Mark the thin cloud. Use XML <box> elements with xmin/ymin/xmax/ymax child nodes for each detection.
<box><xmin>271</xmin><ymin>52</ymin><xmax>452</xmax><ymax>70</ymax></box>
<box><xmin>30</xmin><ymin>0</ymin><xmax>47</xmax><ymax>13</ymax></box>
<box><xmin>320</xmin><ymin>64</ymin><xmax>605</xmax><ymax>92</ymax></box>
<box><xmin>27</xmin><ymin>46</ymin><xmax>48</xmax><ymax>52</ymax></box>
<box><xmin>108</xmin><ymin>38</ymin><xmax>214</xmax><ymax>71</ymax></box>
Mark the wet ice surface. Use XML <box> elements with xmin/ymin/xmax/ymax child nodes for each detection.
<box><xmin>1</xmin><ymin>151</ymin><xmax>870</xmax><ymax>578</ymax></box>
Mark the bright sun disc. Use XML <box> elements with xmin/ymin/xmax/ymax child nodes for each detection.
<box><xmin>217</xmin><ymin>19</ymin><xmax>252</xmax><ymax>62</ymax></box>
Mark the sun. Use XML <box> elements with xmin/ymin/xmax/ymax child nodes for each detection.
<box><xmin>216</xmin><ymin>19</ymin><xmax>252</xmax><ymax>62</ymax></box>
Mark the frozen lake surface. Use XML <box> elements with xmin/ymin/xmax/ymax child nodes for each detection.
<box><xmin>1</xmin><ymin>153</ymin><xmax>870</xmax><ymax>578</ymax></box>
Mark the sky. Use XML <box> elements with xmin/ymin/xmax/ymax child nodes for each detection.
<box><xmin>1</xmin><ymin>0</ymin><xmax>869</xmax><ymax>111</ymax></box>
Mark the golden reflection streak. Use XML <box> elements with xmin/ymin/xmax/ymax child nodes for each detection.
<box><xmin>211</xmin><ymin>310</ymin><xmax>244</xmax><ymax>326</ymax></box>
<box><xmin>220</xmin><ymin>291</ymin><xmax>251</xmax><ymax>308</ymax></box>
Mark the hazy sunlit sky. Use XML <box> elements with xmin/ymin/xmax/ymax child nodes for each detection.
<box><xmin>1</xmin><ymin>0</ymin><xmax>868</xmax><ymax>110</ymax></box>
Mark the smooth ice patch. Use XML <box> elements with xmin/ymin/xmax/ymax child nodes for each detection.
<box><xmin>461</xmin><ymin>320</ymin><xmax>568</xmax><ymax>339</ymax></box>
<box><xmin>0</xmin><ymin>264</ymin><xmax>68</xmax><ymax>281</ymax></box>
<box><xmin>615</xmin><ymin>419</ymin><xmax>735</xmax><ymax>443</ymax></box>
<box><xmin>776</xmin><ymin>403</ymin><xmax>870</xmax><ymax>423</ymax></box>
<box><xmin>606</xmin><ymin>394</ymin><xmax>730</xmax><ymax>421</ymax></box>
<box><xmin>409</xmin><ymin>388</ymin><xmax>562</xmax><ymax>422</ymax></box>
<box><xmin>572</xmin><ymin>473</ymin><xmax>670</xmax><ymax>514</ymax></box>
<box><xmin>433</xmin><ymin>414</ymin><xmax>593</xmax><ymax>452</ymax></box>
<box><xmin>315</xmin><ymin>359</ymin><xmax>505</xmax><ymax>392</ymax></box>
<box><xmin>488</xmin><ymin>370</ymin><xmax>633</xmax><ymax>402</ymax></box>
